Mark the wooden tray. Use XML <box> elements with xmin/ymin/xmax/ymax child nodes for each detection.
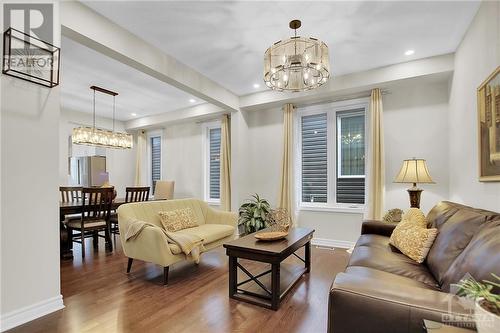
<box><xmin>254</xmin><ymin>231</ymin><xmax>288</xmax><ymax>241</ymax></box>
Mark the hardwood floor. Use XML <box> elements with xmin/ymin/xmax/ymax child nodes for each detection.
<box><xmin>9</xmin><ymin>237</ymin><xmax>349</xmax><ymax>333</ymax></box>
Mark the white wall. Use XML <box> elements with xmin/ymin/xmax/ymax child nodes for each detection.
<box><xmin>449</xmin><ymin>0</ymin><xmax>500</xmax><ymax>211</ymax></box>
<box><xmin>59</xmin><ymin>109</ymin><xmax>136</xmax><ymax>197</ymax></box>
<box><xmin>235</xmin><ymin>79</ymin><xmax>450</xmax><ymax>243</ymax></box>
<box><xmin>0</xmin><ymin>2</ymin><xmax>63</xmax><ymax>330</ymax></box>
<box><xmin>161</xmin><ymin>122</ymin><xmax>203</xmax><ymax>199</ymax></box>
<box><xmin>157</xmin><ymin>78</ymin><xmax>450</xmax><ymax>244</ymax></box>
<box><xmin>384</xmin><ymin>81</ymin><xmax>450</xmax><ymax>214</ymax></box>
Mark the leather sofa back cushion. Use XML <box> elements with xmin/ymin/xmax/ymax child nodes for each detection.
<box><xmin>426</xmin><ymin>205</ymin><xmax>492</xmax><ymax>284</ymax></box>
<box><xmin>440</xmin><ymin>219</ymin><xmax>500</xmax><ymax>293</ymax></box>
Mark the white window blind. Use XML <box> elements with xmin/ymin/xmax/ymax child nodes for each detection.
<box><xmin>301</xmin><ymin>113</ymin><xmax>328</xmax><ymax>203</ymax></box>
<box><xmin>209</xmin><ymin>127</ymin><xmax>221</xmax><ymax>200</ymax></box>
<box><xmin>151</xmin><ymin>136</ymin><xmax>161</xmax><ymax>192</ymax></box>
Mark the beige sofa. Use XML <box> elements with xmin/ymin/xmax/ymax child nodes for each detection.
<box><xmin>117</xmin><ymin>198</ymin><xmax>237</xmax><ymax>284</ymax></box>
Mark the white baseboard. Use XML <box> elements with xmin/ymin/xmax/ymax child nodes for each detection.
<box><xmin>311</xmin><ymin>238</ymin><xmax>355</xmax><ymax>249</ymax></box>
<box><xmin>0</xmin><ymin>295</ymin><xmax>64</xmax><ymax>332</ymax></box>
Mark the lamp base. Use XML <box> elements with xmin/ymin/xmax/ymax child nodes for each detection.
<box><xmin>407</xmin><ymin>185</ymin><xmax>423</xmax><ymax>208</ymax></box>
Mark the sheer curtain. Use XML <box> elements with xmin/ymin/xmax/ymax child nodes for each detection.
<box><xmin>278</xmin><ymin>104</ymin><xmax>296</xmax><ymax>224</ymax></box>
<box><xmin>134</xmin><ymin>130</ymin><xmax>147</xmax><ymax>186</ymax></box>
<box><xmin>220</xmin><ymin>114</ymin><xmax>231</xmax><ymax>211</ymax></box>
<box><xmin>364</xmin><ymin>88</ymin><xmax>385</xmax><ymax>220</ymax></box>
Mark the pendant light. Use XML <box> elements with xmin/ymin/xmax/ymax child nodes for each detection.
<box><xmin>72</xmin><ymin>86</ymin><xmax>133</xmax><ymax>149</ymax></box>
<box><xmin>264</xmin><ymin>20</ymin><xmax>330</xmax><ymax>92</ymax></box>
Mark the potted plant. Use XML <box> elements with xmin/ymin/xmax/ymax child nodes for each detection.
<box><xmin>238</xmin><ymin>194</ymin><xmax>271</xmax><ymax>235</ymax></box>
<box><xmin>456</xmin><ymin>274</ymin><xmax>500</xmax><ymax>333</ymax></box>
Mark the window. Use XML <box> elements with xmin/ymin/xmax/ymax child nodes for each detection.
<box><xmin>336</xmin><ymin>111</ymin><xmax>365</xmax><ymax>204</ymax></box>
<box><xmin>297</xmin><ymin>99</ymin><xmax>367</xmax><ymax>211</ymax></box>
<box><xmin>150</xmin><ymin>136</ymin><xmax>161</xmax><ymax>192</ymax></box>
<box><xmin>203</xmin><ymin>123</ymin><xmax>221</xmax><ymax>203</ymax></box>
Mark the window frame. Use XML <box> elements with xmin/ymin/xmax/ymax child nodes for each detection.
<box><xmin>147</xmin><ymin>129</ymin><xmax>163</xmax><ymax>193</ymax></box>
<box><xmin>202</xmin><ymin>121</ymin><xmax>222</xmax><ymax>205</ymax></box>
<box><xmin>295</xmin><ymin>98</ymin><xmax>369</xmax><ymax>213</ymax></box>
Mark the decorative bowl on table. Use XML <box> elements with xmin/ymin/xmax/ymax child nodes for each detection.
<box><xmin>255</xmin><ymin>208</ymin><xmax>291</xmax><ymax>241</ymax></box>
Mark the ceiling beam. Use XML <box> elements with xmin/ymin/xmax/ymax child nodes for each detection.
<box><xmin>125</xmin><ymin>103</ymin><xmax>226</xmax><ymax>130</ymax></box>
<box><xmin>60</xmin><ymin>1</ymin><xmax>239</xmax><ymax>112</ymax></box>
<box><xmin>239</xmin><ymin>53</ymin><xmax>455</xmax><ymax>111</ymax></box>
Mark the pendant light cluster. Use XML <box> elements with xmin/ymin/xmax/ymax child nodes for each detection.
<box><xmin>72</xmin><ymin>86</ymin><xmax>133</xmax><ymax>149</ymax></box>
<box><xmin>264</xmin><ymin>20</ymin><xmax>330</xmax><ymax>92</ymax></box>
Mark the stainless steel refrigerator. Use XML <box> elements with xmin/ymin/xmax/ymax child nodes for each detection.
<box><xmin>69</xmin><ymin>156</ymin><xmax>107</xmax><ymax>187</ymax></box>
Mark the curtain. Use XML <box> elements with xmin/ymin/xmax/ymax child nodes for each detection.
<box><xmin>134</xmin><ymin>130</ymin><xmax>147</xmax><ymax>186</ymax></box>
<box><xmin>220</xmin><ymin>114</ymin><xmax>231</xmax><ymax>211</ymax></box>
<box><xmin>278</xmin><ymin>104</ymin><xmax>295</xmax><ymax>224</ymax></box>
<box><xmin>364</xmin><ymin>88</ymin><xmax>385</xmax><ymax>220</ymax></box>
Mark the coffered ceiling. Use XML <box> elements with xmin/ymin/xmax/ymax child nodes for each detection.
<box><xmin>83</xmin><ymin>1</ymin><xmax>480</xmax><ymax>96</ymax></box>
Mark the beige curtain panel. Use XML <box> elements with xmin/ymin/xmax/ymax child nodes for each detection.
<box><xmin>278</xmin><ymin>103</ymin><xmax>295</xmax><ymax>224</ymax></box>
<box><xmin>220</xmin><ymin>114</ymin><xmax>232</xmax><ymax>211</ymax></box>
<box><xmin>134</xmin><ymin>130</ymin><xmax>147</xmax><ymax>186</ymax></box>
<box><xmin>364</xmin><ymin>88</ymin><xmax>385</xmax><ymax>220</ymax></box>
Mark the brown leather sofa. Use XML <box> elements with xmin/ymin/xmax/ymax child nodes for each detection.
<box><xmin>328</xmin><ymin>201</ymin><xmax>500</xmax><ymax>333</ymax></box>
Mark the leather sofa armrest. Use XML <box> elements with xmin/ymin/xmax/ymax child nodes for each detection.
<box><xmin>361</xmin><ymin>220</ymin><xmax>398</xmax><ymax>236</ymax></box>
<box><xmin>328</xmin><ymin>272</ymin><xmax>475</xmax><ymax>333</ymax></box>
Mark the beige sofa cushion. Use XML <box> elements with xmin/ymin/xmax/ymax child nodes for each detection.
<box><xmin>158</xmin><ymin>208</ymin><xmax>198</xmax><ymax>232</ymax></box>
<box><xmin>181</xmin><ymin>224</ymin><xmax>235</xmax><ymax>245</ymax></box>
<box><xmin>390</xmin><ymin>209</ymin><xmax>438</xmax><ymax>263</ymax></box>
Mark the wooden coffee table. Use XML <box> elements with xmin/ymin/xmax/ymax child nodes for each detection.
<box><xmin>223</xmin><ymin>227</ymin><xmax>314</xmax><ymax>310</ymax></box>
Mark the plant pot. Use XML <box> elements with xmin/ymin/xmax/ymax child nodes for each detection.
<box><xmin>475</xmin><ymin>299</ymin><xmax>500</xmax><ymax>333</ymax></box>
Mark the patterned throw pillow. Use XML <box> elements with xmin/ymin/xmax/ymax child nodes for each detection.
<box><xmin>382</xmin><ymin>208</ymin><xmax>404</xmax><ymax>223</ymax></box>
<box><xmin>389</xmin><ymin>208</ymin><xmax>438</xmax><ymax>263</ymax></box>
<box><xmin>158</xmin><ymin>208</ymin><xmax>198</xmax><ymax>232</ymax></box>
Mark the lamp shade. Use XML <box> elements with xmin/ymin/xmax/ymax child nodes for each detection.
<box><xmin>394</xmin><ymin>158</ymin><xmax>434</xmax><ymax>184</ymax></box>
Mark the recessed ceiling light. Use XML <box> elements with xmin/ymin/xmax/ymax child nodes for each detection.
<box><xmin>253</xmin><ymin>83</ymin><xmax>260</xmax><ymax>89</ymax></box>
<box><xmin>131</xmin><ymin>113</ymin><xmax>137</xmax><ymax>117</ymax></box>
<box><xmin>189</xmin><ymin>98</ymin><xmax>196</xmax><ymax>103</ymax></box>
<box><xmin>405</xmin><ymin>49</ymin><xmax>415</xmax><ymax>56</ymax></box>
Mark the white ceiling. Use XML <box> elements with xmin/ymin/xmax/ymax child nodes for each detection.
<box><xmin>61</xmin><ymin>36</ymin><xmax>204</xmax><ymax>121</ymax></box>
<box><xmin>83</xmin><ymin>0</ymin><xmax>480</xmax><ymax>96</ymax></box>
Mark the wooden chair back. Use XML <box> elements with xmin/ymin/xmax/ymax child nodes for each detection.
<box><xmin>125</xmin><ymin>186</ymin><xmax>150</xmax><ymax>203</ymax></box>
<box><xmin>60</xmin><ymin>186</ymin><xmax>83</xmax><ymax>203</ymax></box>
<box><xmin>81</xmin><ymin>187</ymin><xmax>114</xmax><ymax>221</ymax></box>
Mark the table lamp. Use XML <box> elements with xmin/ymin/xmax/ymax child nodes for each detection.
<box><xmin>394</xmin><ymin>158</ymin><xmax>434</xmax><ymax>208</ymax></box>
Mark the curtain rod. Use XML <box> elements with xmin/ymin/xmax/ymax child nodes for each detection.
<box><xmin>294</xmin><ymin>89</ymin><xmax>390</xmax><ymax>109</ymax></box>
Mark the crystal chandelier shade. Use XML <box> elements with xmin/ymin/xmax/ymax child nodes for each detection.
<box><xmin>72</xmin><ymin>86</ymin><xmax>133</xmax><ymax>149</ymax></box>
<box><xmin>72</xmin><ymin>127</ymin><xmax>133</xmax><ymax>149</ymax></box>
<box><xmin>264</xmin><ymin>20</ymin><xmax>330</xmax><ymax>92</ymax></box>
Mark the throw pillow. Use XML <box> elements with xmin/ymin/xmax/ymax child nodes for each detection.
<box><xmin>389</xmin><ymin>209</ymin><xmax>438</xmax><ymax>263</ymax></box>
<box><xmin>382</xmin><ymin>208</ymin><xmax>404</xmax><ymax>223</ymax></box>
<box><xmin>158</xmin><ymin>208</ymin><xmax>198</xmax><ymax>232</ymax></box>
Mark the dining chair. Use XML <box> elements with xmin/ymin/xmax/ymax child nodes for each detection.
<box><xmin>153</xmin><ymin>180</ymin><xmax>175</xmax><ymax>200</ymax></box>
<box><xmin>59</xmin><ymin>186</ymin><xmax>83</xmax><ymax>224</ymax></box>
<box><xmin>66</xmin><ymin>187</ymin><xmax>114</xmax><ymax>258</ymax></box>
<box><xmin>110</xmin><ymin>186</ymin><xmax>150</xmax><ymax>235</ymax></box>
<box><xmin>59</xmin><ymin>186</ymin><xmax>82</xmax><ymax>202</ymax></box>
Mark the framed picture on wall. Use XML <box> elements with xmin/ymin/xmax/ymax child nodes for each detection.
<box><xmin>477</xmin><ymin>66</ymin><xmax>500</xmax><ymax>181</ymax></box>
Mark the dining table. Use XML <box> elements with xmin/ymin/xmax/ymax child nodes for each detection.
<box><xmin>59</xmin><ymin>198</ymin><xmax>127</xmax><ymax>260</ymax></box>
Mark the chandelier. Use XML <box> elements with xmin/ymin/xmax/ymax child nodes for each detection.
<box><xmin>264</xmin><ymin>20</ymin><xmax>330</xmax><ymax>92</ymax></box>
<box><xmin>72</xmin><ymin>86</ymin><xmax>133</xmax><ymax>149</ymax></box>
